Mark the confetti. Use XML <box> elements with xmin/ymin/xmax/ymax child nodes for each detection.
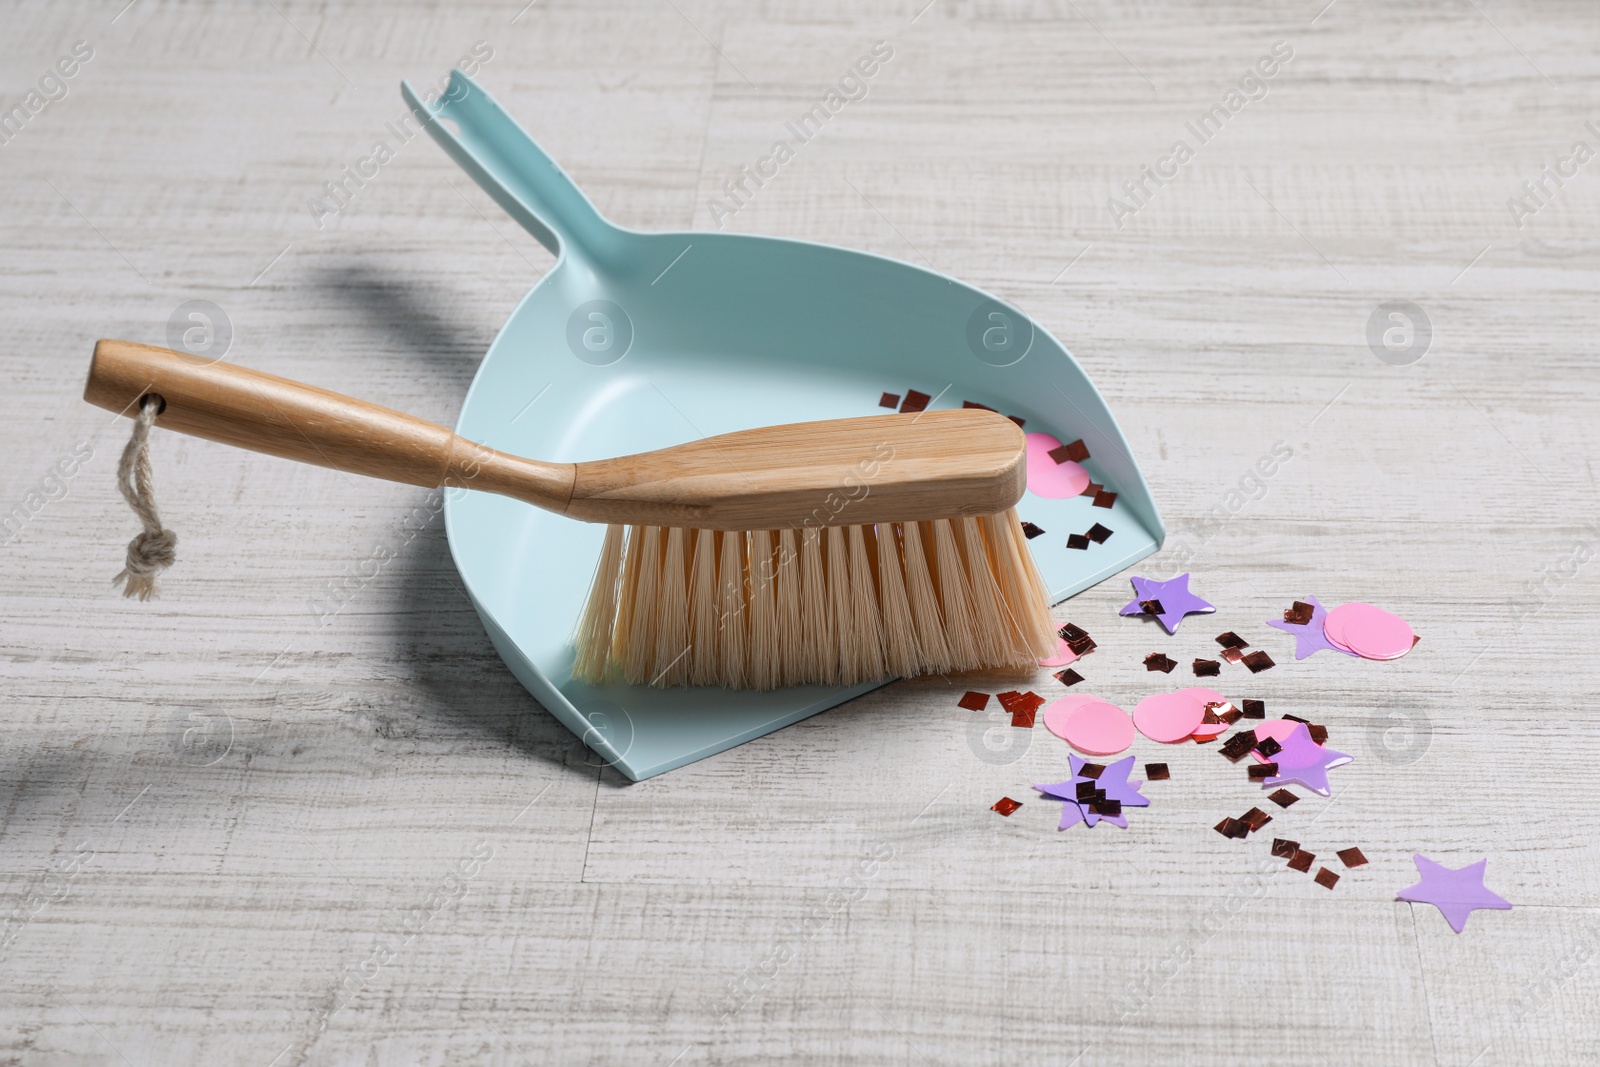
<box><xmin>899</xmin><ymin>389</ymin><xmax>931</xmax><ymax>414</ymax></box>
<box><xmin>1242</xmin><ymin>650</ymin><xmax>1275</xmax><ymax>673</ymax></box>
<box><xmin>1220</xmin><ymin>647</ymin><xmax>1244</xmax><ymax>664</ymax></box>
<box><xmin>1268</xmin><ymin>789</ymin><xmax>1299</xmax><ymax>807</ymax></box>
<box><xmin>1324</xmin><ymin>602</ymin><xmax>1416</xmax><ymax>660</ymax></box>
<box><xmin>1058</xmin><ymin>624</ymin><xmax>1096</xmax><ymax>656</ymax></box>
<box><xmin>1265</xmin><ymin>595</ymin><xmax>1357</xmax><ymax>660</ymax></box>
<box><xmin>1216</xmin><ymin>632</ymin><xmax>1249</xmax><ymax>649</ymax></box>
<box><xmin>1139</xmin><ymin>599</ymin><xmax>1165</xmax><ymax>616</ymax></box>
<box><xmin>1287</xmin><ymin>849</ymin><xmax>1314</xmax><ymax>873</ymax></box>
<box><xmin>1036</xmin><ymin>754</ymin><xmax>1147</xmax><ymax>830</ymax></box>
<box><xmin>1051</xmin><ymin>439</ymin><xmax>1090</xmax><ymax>463</ymax></box>
<box><xmin>1021</xmin><ymin>520</ymin><xmax>1047</xmax><ymax>540</ymax></box>
<box><xmin>1214</xmin><ymin>817</ymin><xmax>1246</xmax><ymax>839</ymax></box>
<box><xmin>1133</xmin><ymin>691</ymin><xmax>1207</xmax><ymax>744</ymax></box>
<box><xmin>957</xmin><ymin>691</ymin><xmax>990</xmax><ymax>712</ymax></box>
<box><xmin>1248</xmin><ymin>763</ymin><xmax>1278</xmax><ymax>780</ymax></box>
<box><xmin>1338</xmin><ymin>847</ymin><xmax>1369</xmax><ymax>868</ymax></box>
<box><xmin>1242</xmin><ymin>807</ymin><xmax>1272</xmax><ymax>832</ymax></box>
<box><xmin>1284</xmin><ymin>601</ymin><xmax>1315</xmax><ymax>625</ymax></box>
<box><xmin>1260</xmin><ymin>723</ymin><xmax>1353</xmax><ymax>797</ymax></box>
<box><xmin>1081</xmin><ymin>482</ymin><xmax>1103</xmax><ymax>497</ymax></box>
<box><xmin>1086</xmin><ymin>522</ymin><xmax>1114</xmax><ymax>544</ymax></box>
<box><xmin>1038</xmin><ymin>638</ymin><xmax>1080</xmax><ymax>668</ymax></box>
<box><xmin>1067</xmin><ymin>534</ymin><xmax>1090</xmax><ymax>550</ymax></box>
<box><xmin>1219</xmin><ymin>731</ymin><xmax>1258</xmax><ymax>762</ymax></box>
<box><xmin>1092</xmin><ymin>490</ymin><xmax>1117</xmax><ymax>509</ymax></box>
<box><xmin>991</xmin><ymin>797</ymin><xmax>1022</xmax><ymax>816</ymax></box>
<box><xmin>1315</xmin><ymin>867</ymin><xmax>1340</xmax><ymax>890</ymax></box>
<box><xmin>1145</xmin><ymin>763</ymin><xmax>1170</xmax><ymax>781</ymax></box>
<box><xmin>1024</xmin><ymin>433</ymin><xmax>1091</xmax><ymax>498</ymax></box>
<box><xmin>1241</xmin><ymin>699</ymin><xmax>1266</xmax><ymax>719</ymax></box>
<box><xmin>1396</xmin><ymin>855</ymin><xmax>1512</xmax><ymax>933</ymax></box>
<box><xmin>1041</xmin><ymin>694</ymin><xmax>1101</xmax><ymax>741</ymax></box>
<box><xmin>1271</xmin><ymin>838</ymin><xmax>1300</xmax><ymax>858</ymax></box>
<box><xmin>879</xmin><ymin>392</ymin><xmax>901</xmax><ymax>409</ymax></box>
<box><xmin>1193</xmin><ymin>659</ymin><xmax>1220</xmax><ymax>677</ymax></box>
<box><xmin>1144</xmin><ymin>652</ymin><xmax>1177</xmax><ymax>673</ymax></box>
<box><xmin>1255</xmin><ymin>736</ymin><xmax>1283</xmax><ymax>758</ymax></box>
<box><xmin>1120</xmin><ymin>574</ymin><xmax>1216</xmax><ymax>635</ymax></box>
<box><xmin>998</xmin><ymin>690</ymin><xmax>1045</xmax><ymax>728</ymax></box>
<box><xmin>1058</xmin><ymin>700</ymin><xmax>1136</xmax><ymax>756</ymax></box>
<box><xmin>1054</xmin><ymin>668</ymin><xmax>1084</xmax><ymax>687</ymax></box>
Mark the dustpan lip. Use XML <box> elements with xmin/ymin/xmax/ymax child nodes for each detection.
<box><xmin>442</xmin><ymin>226</ymin><xmax>1163</xmax><ymax>779</ymax></box>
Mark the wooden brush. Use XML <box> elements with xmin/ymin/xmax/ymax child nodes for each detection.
<box><xmin>85</xmin><ymin>340</ymin><xmax>1056</xmax><ymax>689</ymax></box>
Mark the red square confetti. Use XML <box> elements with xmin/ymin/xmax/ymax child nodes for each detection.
<box><xmin>1271</xmin><ymin>838</ymin><xmax>1299</xmax><ymax>858</ymax></box>
<box><xmin>1066</xmin><ymin>533</ymin><xmax>1090</xmax><ymax>550</ymax></box>
<box><xmin>1288</xmin><ymin>849</ymin><xmax>1315</xmax><ymax>873</ymax></box>
<box><xmin>1337</xmin><ymin>847</ymin><xmax>1368</xmax><ymax>868</ymax></box>
<box><xmin>1081</xmin><ymin>482</ymin><xmax>1103</xmax><ymax>497</ymax></box>
<box><xmin>1008</xmin><ymin>415</ymin><xmax>1026</xmax><ymax>428</ymax></box>
<box><xmin>1242</xmin><ymin>807</ymin><xmax>1272</xmax><ymax>832</ymax></box>
<box><xmin>1086</xmin><ymin>523</ymin><xmax>1113</xmax><ymax>543</ymax></box>
<box><xmin>1220</xmin><ymin>647</ymin><xmax>1244</xmax><ymax>664</ymax></box>
<box><xmin>1144</xmin><ymin>652</ymin><xmax>1176</xmax><ymax>673</ymax></box>
<box><xmin>1284</xmin><ymin>601</ymin><xmax>1315</xmax><ymax>625</ymax></box>
<box><xmin>1010</xmin><ymin>707</ymin><xmax>1037</xmax><ymax>728</ymax></box>
<box><xmin>899</xmin><ymin>389</ymin><xmax>931</xmax><ymax>414</ymax></box>
<box><xmin>962</xmin><ymin>400</ymin><xmax>996</xmax><ymax>412</ymax></box>
<box><xmin>1050</xmin><ymin>439</ymin><xmax>1090</xmax><ymax>464</ymax></box>
<box><xmin>1216</xmin><ymin>632</ymin><xmax>1248</xmax><ymax>649</ymax></box>
<box><xmin>1308</xmin><ymin>724</ymin><xmax>1329</xmax><ymax>745</ymax></box>
<box><xmin>1193</xmin><ymin>659</ymin><xmax>1220</xmax><ymax>677</ymax></box>
<box><xmin>1020</xmin><ymin>521</ymin><xmax>1046</xmax><ymax>539</ymax></box>
<box><xmin>1054</xmin><ymin>668</ymin><xmax>1084</xmax><ymax>687</ymax></box>
<box><xmin>1242</xmin><ymin>650</ymin><xmax>1276</xmax><ymax>673</ymax></box>
<box><xmin>991</xmin><ymin>797</ymin><xmax>1021</xmax><ymax>816</ymax></box>
<box><xmin>957</xmin><ymin>691</ymin><xmax>990</xmax><ymax>712</ymax></box>
<box><xmin>1247</xmin><ymin>763</ymin><xmax>1278</xmax><ymax>780</ymax></box>
<box><xmin>1315</xmin><ymin>867</ymin><xmax>1340</xmax><ymax>889</ymax></box>
<box><xmin>1092</xmin><ymin>490</ymin><xmax>1117</xmax><ymax>509</ymax></box>
<box><xmin>1268</xmin><ymin>789</ymin><xmax>1299</xmax><ymax>808</ymax></box>
<box><xmin>1241</xmin><ymin>699</ymin><xmax>1266</xmax><ymax>719</ymax></box>
<box><xmin>878</xmin><ymin>391</ymin><xmax>901</xmax><ymax>409</ymax></box>
<box><xmin>1145</xmin><ymin>762</ymin><xmax>1170</xmax><ymax>781</ymax></box>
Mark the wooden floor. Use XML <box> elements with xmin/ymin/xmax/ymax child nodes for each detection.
<box><xmin>4</xmin><ymin>0</ymin><xmax>1599</xmax><ymax>1063</ymax></box>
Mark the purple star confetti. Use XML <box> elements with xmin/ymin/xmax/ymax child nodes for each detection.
<box><xmin>1260</xmin><ymin>722</ymin><xmax>1353</xmax><ymax>797</ymax></box>
<box><xmin>1036</xmin><ymin>755</ymin><xmax>1149</xmax><ymax>830</ymax></box>
<box><xmin>1119</xmin><ymin>574</ymin><xmax>1216</xmax><ymax>635</ymax></box>
<box><xmin>1265</xmin><ymin>594</ymin><xmax>1357</xmax><ymax>660</ymax></box>
<box><xmin>1396</xmin><ymin>854</ymin><xmax>1512</xmax><ymax>933</ymax></box>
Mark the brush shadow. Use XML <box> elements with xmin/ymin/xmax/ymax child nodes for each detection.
<box><xmin>309</xmin><ymin>260</ymin><xmax>494</xmax><ymax>385</ymax></box>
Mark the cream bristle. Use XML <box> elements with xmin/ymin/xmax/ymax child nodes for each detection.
<box><xmin>717</xmin><ymin>529</ymin><xmax>748</xmax><ymax>689</ymax></box>
<box><xmin>651</xmin><ymin>526</ymin><xmax>691</xmax><ymax>685</ymax></box>
<box><xmin>800</xmin><ymin>526</ymin><xmax>834</xmax><ymax>684</ymax></box>
<box><xmin>573</xmin><ymin>524</ymin><xmax>625</xmax><ymax>684</ymax></box>
<box><xmin>747</xmin><ymin>530</ymin><xmax>780</xmax><ymax>690</ymax></box>
<box><xmin>610</xmin><ymin>524</ymin><xmax>647</xmax><ymax>672</ymax></box>
<box><xmin>846</xmin><ymin>524</ymin><xmax>887</xmax><ymax>682</ymax></box>
<box><xmin>930</xmin><ymin>518</ymin><xmax>981</xmax><ymax>670</ymax></box>
<box><xmin>875</xmin><ymin>523</ymin><xmax>920</xmax><ymax>677</ymax></box>
<box><xmin>987</xmin><ymin>509</ymin><xmax>1056</xmax><ymax>659</ymax></box>
<box><xmin>900</xmin><ymin>521</ymin><xmax>951</xmax><ymax>672</ymax></box>
<box><xmin>574</xmin><ymin>509</ymin><xmax>1056</xmax><ymax>690</ymax></box>
<box><xmin>959</xmin><ymin>516</ymin><xmax>1012</xmax><ymax>666</ymax></box>
<box><xmin>825</xmin><ymin>525</ymin><xmax>856</xmax><ymax>681</ymax></box>
<box><xmin>775</xmin><ymin>530</ymin><xmax>803</xmax><ymax>686</ymax></box>
<box><xmin>622</xmin><ymin>525</ymin><xmax>663</xmax><ymax>683</ymax></box>
<box><xmin>688</xmin><ymin>528</ymin><xmax>720</xmax><ymax>685</ymax></box>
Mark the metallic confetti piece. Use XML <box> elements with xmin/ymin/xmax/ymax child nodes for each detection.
<box><xmin>1242</xmin><ymin>807</ymin><xmax>1272</xmax><ymax>832</ymax></box>
<box><xmin>1144</xmin><ymin>652</ymin><xmax>1177</xmax><ymax>673</ymax></box>
<box><xmin>1220</xmin><ymin>647</ymin><xmax>1244</xmax><ymax>664</ymax></box>
<box><xmin>1315</xmin><ymin>867</ymin><xmax>1340</xmax><ymax>889</ymax></box>
<box><xmin>1021</xmin><ymin>521</ymin><xmax>1046</xmax><ymax>539</ymax></box>
<box><xmin>1271</xmin><ymin>838</ymin><xmax>1299</xmax><ymax>858</ymax></box>
<box><xmin>1216</xmin><ymin>632</ymin><xmax>1248</xmax><ymax>649</ymax></box>
<box><xmin>899</xmin><ymin>388</ymin><xmax>931</xmax><ymax>413</ymax></box>
<box><xmin>1255</xmin><ymin>736</ymin><xmax>1283</xmax><ymax>758</ymax></box>
<box><xmin>1145</xmin><ymin>762</ymin><xmax>1170</xmax><ymax>781</ymax></box>
<box><xmin>1338</xmin><ymin>847</ymin><xmax>1368</xmax><ymax>868</ymax></box>
<box><xmin>1193</xmin><ymin>659</ymin><xmax>1220</xmax><ymax>677</ymax></box>
<box><xmin>879</xmin><ymin>391</ymin><xmax>901</xmax><ymax>409</ymax></box>
<box><xmin>1081</xmin><ymin>481</ymin><xmax>1103</xmax><ymax>497</ymax></box>
<box><xmin>1284</xmin><ymin>601</ymin><xmax>1315</xmax><ymax>625</ymax></box>
<box><xmin>1288</xmin><ymin>849</ymin><xmax>1314</xmax><ymax>873</ymax></box>
<box><xmin>1079</xmin><ymin>762</ymin><xmax>1105</xmax><ymax>780</ymax></box>
<box><xmin>1241</xmin><ymin>699</ymin><xmax>1266</xmax><ymax>719</ymax></box>
<box><xmin>1248</xmin><ymin>763</ymin><xmax>1279</xmax><ymax>780</ymax></box>
<box><xmin>1066</xmin><ymin>533</ymin><xmax>1090</xmax><ymax>550</ymax></box>
<box><xmin>1086</xmin><ymin>522</ymin><xmax>1113</xmax><ymax>543</ymax></box>
<box><xmin>991</xmin><ymin>797</ymin><xmax>1021</xmax><ymax>816</ymax></box>
<box><xmin>1242</xmin><ymin>650</ymin><xmax>1275</xmax><ymax>673</ymax></box>
<box><xmin>1092</xmin><ymin>490</ymin><xmax>1117</xmax><ymax>509</ymax></box>
<box><xmin>1268</xmin><ymin>788</ymin><xmax>1299</xmax><ymax>808</ymax></box>
<box><xmin>1051</xmin><ymin>439</ymin><xmax>1090</xmax><ymax>463</ymax></box>
<box><xmin>1054</xmin><ymin>668</ymin><xmax>1084</xmax><ymax>688</ymax></box>
<box><xmin>1140</xmin><ymin>599</ymin><xmax>1165</xmax><ymax>616</ymax></box>
<box><xmin>957</xmin><ymin>691</ymin><xmax>990</xmax><ymax>712</ymax></box>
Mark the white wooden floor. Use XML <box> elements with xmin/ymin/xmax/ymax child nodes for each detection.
<box><xmin>4</xmin><ymin>0</ymin><xmax>1599</xmax><ymax>1063</ymax></box>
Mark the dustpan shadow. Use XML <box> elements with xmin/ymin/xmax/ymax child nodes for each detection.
<box><xmin>309</xmin><ymin>261</ymin><xmax>499</xmax><ymax>380</ymax></box>
<box><xmin>392</xmin><ymin>515</ymin><xmax>607</xmax><ymax>779</ymax></box>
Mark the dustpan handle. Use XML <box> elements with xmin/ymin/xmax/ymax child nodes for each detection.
<box><xmin>403</xmin><ymin>71</ymin><xmax>624</xmax><ymax>269</ymax></box>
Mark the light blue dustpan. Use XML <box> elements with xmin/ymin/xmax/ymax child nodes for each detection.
<box><xmin>401</xmin><ymin>72</ymin><xmax>1164</xmax><ymax>781</ymax></box>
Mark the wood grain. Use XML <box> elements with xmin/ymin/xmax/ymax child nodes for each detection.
<box><xmin>3</xmin><ymin>0</ymin><xmax>1599</xmax><ymax>1064</ymax></box>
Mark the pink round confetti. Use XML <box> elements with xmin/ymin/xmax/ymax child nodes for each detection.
<box><xmin>1042</xmin><ymin>694</ymin><xmax>1103</xmax><ymax>741</ymax></box>
<box><xmin>1133</xmin><ymin>691</ymin><xmax>1206</xmax><ymax>744</ymax></box>
<box><xmin>1024</xmin><ymin>433</ymin><xmax>1091</xmax><ymax>499</ymax></box>
<box><xmin>1177</xmin><ymin>686</ymin><xmax>1227</xmax><ymax>706</ymax></box>
<box><xmin>1060</xmin><ymin>701</ymin><xmax>1135</xmax><ymax>756</ymax></box>
<box><xmin>1325</xmin><ymin>602</ymin><xmax>1415</xmax><ymax>660</ymax></box>
<box><xmin>1038</xmin><ymin>637</ymin><xmax>1081</xmax><ymax>668</ymax></box>
<box><xmin>1251</xmin><ymin>719</ymin><xmax>1303</xmax><ymax>745</ymax></box>
<box><xmin>1190</xmin><ymin>717</ymin><xmax>1232</xmax><ymax>742</ymax></box>
<box><xmin>1320</xmin><ymin>608</ymin><xmax>1359</xmax><ymax>654</ymax></box>
<box><xmin>1173</xmin><ymin>687</ymin><xmax>1230</xmax><ymax>740</ymax></box>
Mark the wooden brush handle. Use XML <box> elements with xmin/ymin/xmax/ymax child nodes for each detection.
<box><xmin>83</xmin><ymin>339</ymin><xmax>575</xmax><ymax>511</ymax></box>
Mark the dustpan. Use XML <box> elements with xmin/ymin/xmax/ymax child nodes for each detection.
<box><xmin>402</xmin><ymin>72</ymin><xmax>1164</xmax><ymax>781</ymax></box>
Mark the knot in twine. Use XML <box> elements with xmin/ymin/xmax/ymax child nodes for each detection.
<box><xmin>114</xmin><ymin>395</ymin><xmax>177</xmax><ymax>600</ymax></box>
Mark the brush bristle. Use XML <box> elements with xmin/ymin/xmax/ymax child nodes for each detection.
<box><xmin>571</xmin><ymin>507</ymin><xmax>1053</xmax><ymax>691</ymax></box>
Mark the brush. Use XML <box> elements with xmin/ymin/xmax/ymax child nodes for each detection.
<box><xmin>85</xmin><ymin>340</ymin><xmax>1056</xmax><ymax>689</ymax></box>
